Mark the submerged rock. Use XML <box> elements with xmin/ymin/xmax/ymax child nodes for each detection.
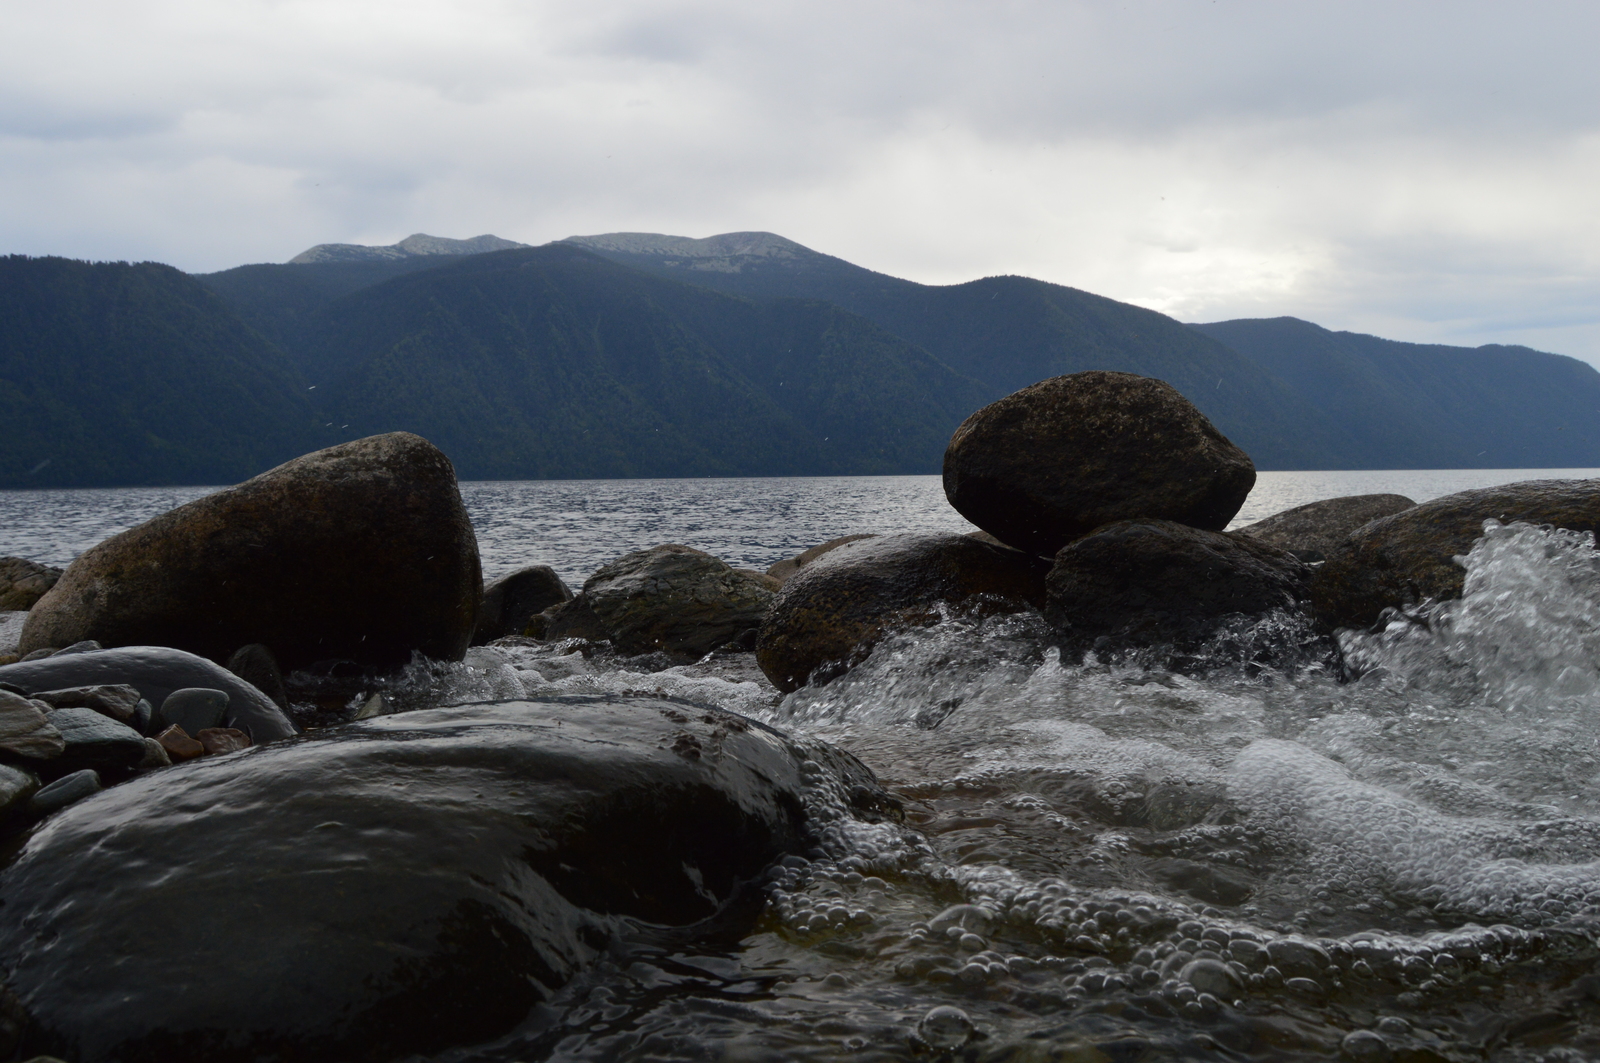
<box><xmin>473</xmin><ymin>565</ymin><xmax>574</xmax><ymax>644</ymax></box>
<box><xmin>0</xmin><ymin>558</ymin><xmax>62</xmax><ymax>612</ymax></box>
<box><xmin>564</xmin><ymin>545</ymin><xmax>777</xmax><ymax>656</ymax></box>
<box><xmin>0</xmin><ymin>697</ymin><xmax>887</xmax><ymax>1062</ymax></box>
<box><xmin>0</xmin><ymin>647</ymin><xmax>296</xmax><ymax>743</ymax></box>
<box><xmin>19</xmin><ymin>432</ymin><xmax>482</xmax><ymax>672</ymax></box>
<box><xmin>1235</xmin><ymin>493</ymin><xmax>1415</xmax><ymax>562</ymax></box>
<box><xmin>943</xmin><ymin>371</ymin><xmax>1256</xmax><ymax>555</ymax></box>
<box><xmin>1045</xmin><ymin>519</ymin><xmax>1312</xmax><ymax>650</ymax></box>
<box><xmin>1312</xmin><ymin>479</ymin><xmax>1600</xmax><ymax>629</ymax></box>
<box><xmin>757</xmin><ymin>533</ymin><xmax>1049</xmax><ymax>692</ymax></box>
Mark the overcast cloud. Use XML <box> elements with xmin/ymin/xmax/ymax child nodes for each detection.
<box><xmin>3</xmin><ymin>0</ymin><xmax>1598</xmax><ymax>362</ymax></box>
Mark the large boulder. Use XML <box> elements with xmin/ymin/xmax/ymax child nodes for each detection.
<box><xmin>0</xmin><ymin>697</ymin><xmax>889</xmax><ymax>1062</ymax></box>
<box><xmin>1312</xmin><ymin>479</ymin><xmax>1600</xmax><ymax>629</ymax></box>
<box><xmin>756</xmin><ymin>533</ymin><xmax>1049</xmax><ymax>692</ymax></box>
<box><xmin>943</xmin><ymin>371</ymin><xmax>1256</xmax><ymax>556</ymax></box>
<box><xmin>19</xmin><ymin>433</ymin><xmax>482</xmax><ymax>672</ymax></box>
<box><xmin>471</xmin><ymin>565</ymin><xmax>574</xmax><ymax>644</ymax></box>
<box><xmin>0</xmin><ymin>558</ymin><xmax>62</xmax><ymax>611</ymax></box>
<box><xmin>557</xmin><ymin>545</ymin><xmax>777</xmax><ymax>656</ymax></box>
<box><xmin>1045</xmin><ymin>519</ymin><xmax>1312</xmax><ymax>649</ymax></box>
<box><xmin>0</xmin><ymin>646</ymin><xmax>298</xmax><ymax>743</ymax></box>
<box><xmin>1235</xmin><ymin>493</ymin><xmax>1415</xmax><ymax>562</ymax></box>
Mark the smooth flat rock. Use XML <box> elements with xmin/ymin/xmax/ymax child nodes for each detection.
<box><xmin>757</xmin><ymin>533</ymin><xmax>1050</xmax><ymax>692</ymax></box>
<box><xmin>943</xmin><ymin>371</ymin><xmax>1256</xmax><ymax>555</ymax></box>
<box><xmin>0</xmin><ymin>697</ymin><xmax>889</xmax><ymax>1063</ymax></box>
<box><xmin>19</xmin><ymin>432</ymin><xmax>482</xmax><ymax>672</ymax></box>
<box><xmin>46</xmin><ymin>708</ymin><xmax>147</xmax><ymax>772</ymax></box>
<box><xmin>1312</xmin><ymin>479</ymin><xmax>1600</xmax><ymax>629</ymax></box>
<box><xmin>1235</xmin><ymin>493</ymin><xmax>1415</xmax><ymax>562</ymax></box>
<box><xmin>27</xmin><ymin>769</ymin><xmax>101</xmax><ymax>816</ymax></box>
<box><xmin>0</xmin><ymin>647</ymin><xmax>296</xmax><ymax>743</ymax></box>
<box><xmin>766</xmin><ymin>535</ymin><xmax>877</xmax><ymax>585</ymax></box>
<box><xmin>1045</xmin><ymin>519</ymin><xmax>1313</xmax><ymax>650</ymax></box>
<box><xmin>155</xmin><ymin>688</ymin><xmax>229</xmax><ymax>735</ymax></box>
<box><xmin>0</xmin><ymin>692</ymin><xmax>64</xmax><ymax>761</ymax></box>
<box><xmin>28</xmin><ymin>684</ymin><xmax>142</xmax><ymax>723</ymax></box>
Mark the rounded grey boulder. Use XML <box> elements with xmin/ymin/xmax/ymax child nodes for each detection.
<box><xmin>472</xmin><ymin>565</ymin><xmax>574</xmax><ymax>644</ymax></box>
<box><xmin>943</xmin><ymin>372</ymin><xmax>1256</xmax><ymax>556</ymax></box>
<box><xmin>565</xmin><ymin>545</ymin><xmax>777</xmax><ymax>656</ymax></box>
<box><xmin>19</xmin><ymin>432</ymin><xmax>482</xmax><ymax>672</ymax></box>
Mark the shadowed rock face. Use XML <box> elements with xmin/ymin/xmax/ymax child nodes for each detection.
<box><xmin>0</xmin><ymin>697</ymin><xmax>887</xmax><ymax>1063</ymax></box>
<box><xmin>1312</xmin><ymin>479</ymin><xmax>1600</xmax><ymax>630</ymax></box>
<box><xmin>1044</xmin><ymin>519</ymin><xmax>1312</xmax><ymax>649</ymax></box>
<box><xmin>472</xmin><ymin>565</ymin><xmax>573</xmax><ymax>644</ymax></box>
<box><xmin>1235</xmin><ymin>493</ymin><xmax>1415</xmax><ymax>562</ymax></box>
<box><xmin>19</xmin><ymin>433</ymin><xmax>481</xmax><ymax>671</ymax></box>
<box><xmin>572</xmin><ymin>545</ymin><xmax>777</xmax><ymax>656</ymax></box>
<box><xmin>756</xmin><ymin>533</ymin><xmax>1049</xmax><ymax>693</ymax></box>
<box><xmin>0</xmin><ymin>558</ymin><xmax>61</xmax><ymax>611</ymax></box>
<box><xmin>943</xmin><ymin>371</ymin><xmax>1256</xmax><ymax>556</ymax></box>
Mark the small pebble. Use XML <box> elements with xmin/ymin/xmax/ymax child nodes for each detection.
<box><xmin>28</xmin><ymin>769</ymin><xmax>101</xmax><ymax>815</ymax></box>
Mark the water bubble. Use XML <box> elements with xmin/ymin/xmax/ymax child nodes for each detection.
<box><xmin>1340</xmin><ymin>1030</ymin><xmax>1392</xmax><ymax>1061</ymax></box>
<box><xmin>917</xmin><ymin>1005</ymin><xmax>977</xmax><ymax>1050</ymax></box>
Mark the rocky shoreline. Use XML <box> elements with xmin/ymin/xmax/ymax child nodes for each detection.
<box><xmin>0</xmin><ymin>370</ymin><xmax>1596</xmax><ymax>1060</ymax></box>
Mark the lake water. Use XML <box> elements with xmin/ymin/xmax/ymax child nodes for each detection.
<box><xmin>1</xmin><ymin>468</ymin><xmax>1594</xmax><ymax>584</ymax></box>
<box><xmin>7</xmin><ymin>469</ymin><xmax>1600</xmax><ymax>1060</ymax></box>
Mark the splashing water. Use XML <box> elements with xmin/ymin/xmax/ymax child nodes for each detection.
<box><xmin>404</xmin><ymin>521</ymin><xmax>1600</xmax><ymax>1060</ymax></box>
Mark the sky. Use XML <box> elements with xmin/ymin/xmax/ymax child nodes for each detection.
<box><xmin>4</xmin><ymin>1</ymin><xmax>1599</xmax><ymax>364</ymax></box>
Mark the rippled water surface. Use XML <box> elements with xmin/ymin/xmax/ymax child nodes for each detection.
<box><xmin>7</xmin><ymin>470</ymin><xmax>1600</xmax><ymax>1060</ymax></box>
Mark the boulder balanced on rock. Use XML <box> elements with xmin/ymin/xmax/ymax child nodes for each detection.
<box><xmin>19</xmin><ymin>433</ymin><xmax>482</xmax><ymax>672</ymax></box>
<box><xmin>943</xmin><ymin>371</ymin><xmax>1256</xmax><ymax>556</ymax></box>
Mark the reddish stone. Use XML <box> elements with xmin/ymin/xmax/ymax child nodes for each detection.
<box><xmin>156</xmin><ymin>725</ymin><xmax>204</xmax><ymax>762</ymax></box>
<box><xmin>196</xmin><ymin>728</ymin><xmax>252</xmax><ymax>756</ymax></box>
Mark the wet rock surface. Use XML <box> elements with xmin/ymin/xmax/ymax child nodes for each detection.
<box><xmin>0</xmin><ymin>646</ymin><xmax>295</xmax><ymax>742</ymax></box>
<box><xmin>0</xmin><ymin>558</ymin><xmax>61</xmax><ymax>612</ymax></box>
<box><xmin>1235</xmin><ymin>493</ymin><xmax>1415</xmax><ymax>562</ymax></box>
<box><xmin>1312</xmin><ymin>478</ymin><xmax>1600</xmax><ymax>628</ymax></box>
<box><xmin>766</xmin><ymin>534</ymin><xmax>877</xmax><ymax>585</ymax></box>
<box><xmin>19</xmin><ymin>432</ymin><xmax>482</xmax><ymax>671</ymax></box>
<box><xmin>0</xmin><ymin>696</ymin><xmax>888</xmax><ymax>1063</ymax></box>
<box><xmin>473</xmin><ymin>565</ymin><xmax>573</xmax><ymax>644</ymax></box>
<box><xmin>1044</xmin><ymin>518</ymin><xmax>1314</xmax><ymax>654</ymax></box>
<box><xmin>943</xmin><ymin>371</ymin><xmax>1256</xmax><ymax>555</ymax></box>
<box><xmin>566</xmin><ymin>544</ymin><xmax>777</xmax><ymax>657</ymax></box>
<box><xmin>757</xmin><ymin>532</ymin><xmax>1049</xmax><ymax>692</ymax></box>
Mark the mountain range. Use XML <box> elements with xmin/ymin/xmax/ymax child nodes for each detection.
<box><xmin>0</xmin><ymin>232</ymin><xmax>1595</xmax><ymax>488</ymax></box>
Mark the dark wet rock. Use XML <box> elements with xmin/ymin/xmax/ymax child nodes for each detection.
<box><xmin>51</xmin><ymin>641</ymin><xmax>101</xmax><ymax>657</ymax></box>
<box><xmin>18</xmin><ymin>649</ymin><xmax>54</xmax><ymax>663</ymax></box>
<box><xmin>766</xmin><ymin>535</ymin><xmax>877</xmax><ymax>585</ymax></box>
<box><xmin>1044</xmin><ymin>519</ymin><xmax>1313</xmax><ymax>650</ymax></box>
<box><xmin>0</xmin><ymin>697</ymin><xmax>887</xmax><ymax>1062</ymax></box>
<box><xmin>136</xmin><ymin>738</ymin><xmax>171</xmax><ymax>770</ymax></box>
<box><xmin>473</xmin><ymin>565</ymin><xmax>574</xmax><ymax>644</ymax></box>
<box><xmin>943</xmin><ymin>371</ymin><xmax>1257</xmax><ymax>556</ymax></box>
<box><xmin>28</xmin><ymin>769</ymin><xmax>101</xmax><ymax>816</ymax></box>
<box><xmin>757</xmin><ymin>533</ymin><xmax>1050</xmax><ymax>693</ymax></box>
<box><xmin>0</xmin><ymin>559</ymin><xmax>62</xmax><ymax>612</ymax></box>
<box><xmin>0</xmin><ymin>693</ymin><xmax>64</xmax><ymax>761</ymax></box>
<box><xmin>46</xmin><ymin>709</ymin><xmax>147</xmax><ymax>772</ymax></box>
<box><xmin>224</xmin><ymin>644</ymin><xmax>290</xmax><ymax>713</ymax></box>
<box><xmin>1235</xmin><ymin>493</ymin><xmax>1415</xmax><ymax>562</ymax></box>
<box><xmin>155</xmin><ymin>725</ymin><xmax>203</xmax><ymax>762</ymax></box>
<box><xmin>20</xmin><ymin>432</ymin><xmax>482</xmax><ymax>672</ymax></box>
<box><xmin>571</xmin><ymin>545</ymin><xmax>778</xmax><ymax>657</ymax></box>
<box><xmin>0</xmin><ymin>647</ymin><xmax>296</xmax><ymax>743</ymax></box>
<box><xmin>535</xmin><ymin>595</ymin><xmax>609</xmax><ymax>642</ymax></box>
<box><xmin>1313</xmin><ymin>479</ymin><xmax>1600</xmax><ymax>629</ymax></box>
<box><xmin>0</xmin><ymin>764</ymin><xmax>40</xmax><ymax>817</ymax></box>
<box><xmin>196</xmin><ymin>727</ymin><xmax>251</xmax><ymax>756</ymax></box>
<box><xmin>156</xmin><ymin>688</ymin><xmax>229</xmax><ymax>735</ymax></box>
<box><xmin>28</xmin><ymin>685</ymin><xmax>141</xmax><ymax>724</ymax></box>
